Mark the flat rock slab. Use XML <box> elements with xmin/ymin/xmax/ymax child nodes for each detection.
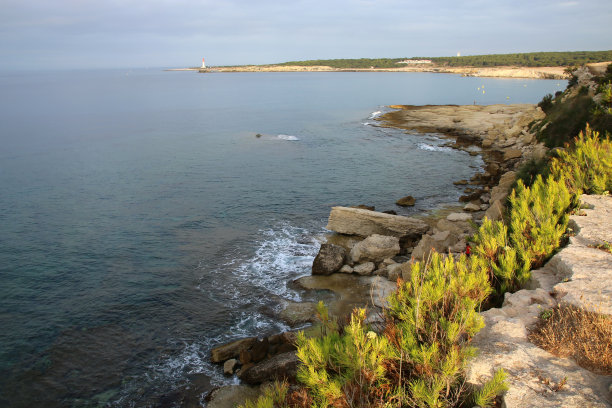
<box><xmin>326</xmin><ymin>206</ymin><xmax>428</xmax><ymax>238</ymax></box>
<box><xmin>552</xmin><ymin>195</ymin><xmax>612</xmax><ymax>315</ymax></box>
<box><xmin>379</xmin><ymin>104</ymin><xmax>544</xmax><ymax>145</ymax></box>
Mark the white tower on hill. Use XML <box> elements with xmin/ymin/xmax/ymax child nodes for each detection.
<box><xmin>201</xmin><ymin>58</ymin><xmax>206</xmax><ymax>69</ymax></box>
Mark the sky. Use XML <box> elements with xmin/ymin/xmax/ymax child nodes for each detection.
<box><xmin>1</xmin><ymin>0</ymin><xmax>611</xmax><ymax>70</ymax></box>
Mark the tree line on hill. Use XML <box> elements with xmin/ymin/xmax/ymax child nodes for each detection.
<box><xmin>276</xmin><ymin>51</ymin><xmax>612</xmax><ymax>69</ymax></box>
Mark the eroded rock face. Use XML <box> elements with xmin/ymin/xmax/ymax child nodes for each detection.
<box><xmin>326</xmin><ymin>207</ymin><xmax>428</xmax><ymax>238</ymax></box>
<box><xmin>312</xmin><ymin>243</ymin><xmax>346</xmax><ymax>275</ymax></box>
<box><xmin>350</xmin><ymin>234</ymin><xmax>400</xmax><ymax>264</ymax></box>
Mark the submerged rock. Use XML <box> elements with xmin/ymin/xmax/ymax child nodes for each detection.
<box><xmin>395</xmin><ymin>195</ymin><xmax>416</xmax><ymax>206</ymax></box>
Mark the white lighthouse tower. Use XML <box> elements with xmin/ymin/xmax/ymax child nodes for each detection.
<box><xmin>201</xmin><ymin>58</ymin><xmax>206</xmax><ymax>69</ymax></box>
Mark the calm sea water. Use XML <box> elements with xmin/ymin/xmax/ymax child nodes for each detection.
<box><xmin>0</xmin><ymin>69</ymin><xmax>564</xmax><ymax>407</ymax></box>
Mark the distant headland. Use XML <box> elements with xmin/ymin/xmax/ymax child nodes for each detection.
<box><xmin>166</xmin><ymin>50</ymin><xmax>612</xmax><ymax>80</ymax></box>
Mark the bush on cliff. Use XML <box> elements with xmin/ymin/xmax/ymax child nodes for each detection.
<box><xmin>242</xmin><ymin>254</ymin><xmax>507</xmax><ymax>408</ymax></box>
<box><xmin>551</xmin><ymin>125</ymin><xmax>612</xmax><ymax>194</ymax></box>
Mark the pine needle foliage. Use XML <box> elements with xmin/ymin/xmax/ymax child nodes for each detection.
<box><xmin>550</xmin><ymin>125</ymin><xmax>612</xmax><ymax>194</ymax></box>
<box><xmin>384</xmin><ymin>253</ymin><xmax>493</xmax><ymax>407</ymax></box>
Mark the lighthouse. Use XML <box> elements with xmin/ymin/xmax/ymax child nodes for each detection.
<box><xmin>201</xmin><ymin>58</ymin><xmax>206</xmax><ymax>69</ymax></box>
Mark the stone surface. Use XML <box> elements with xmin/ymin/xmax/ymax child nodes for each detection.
<box><xmin>339</xmin><ymin>264</ymin><xmax>354</xmax><ymax>273</ymax></box>
<box><xmin>386</xmin><ymin>262</ymin><xmax>410</xmax><ymax>282</ymax></box>
<box><xmin>467</xmin><ymin>194</ymin><xmax>612</xmax><ymax>408</ymax></box>
<box><xmin>396</xmin><ymin>195</ymin><xmax>416</xmax><ymax>206</ymax></box>
<box><xmin>206</xmin><ymin>385</ymin><xmax>261</xmax><ymax>408</ymax></box>
<box><xmin>503</xmin><ymin>148</ymin><xmax>523</xmax><ymax>161</ymax></box>
<box><xmin>446</xmin><ymin>212</ymin><xmax>472</xmax><ymax>222</ymax></box>
<box><xmin>551</xmin><ymin>195</ymin><xmax>612</xmax><ymax>315</ymax></box>
<box><xmin>239</xmin><ymin>352</ymin><xmax>299</xmax><ymax>385</ymax></box>
<box><xmin>484</xmin><ymin>199</ymin><xmax>505</xmax><ymax>221</ymax></box>
<box><xmin>353</xmin><ymin>262</ymin><xmax>376</xmax><ymax>275</ymax></box>
<box><xmin>312</xmin><ymin>243</ymin><xmax>346</xmax><ymax>275</ymax></box>
<box><xmin>211</xmin><ymin>337</ymin><xmax>257</xmax><ymax>363</ymax></box>
<box><xmin>463</xmin><ymin>202</ymin><xmax>481</xmax><ymax>212</ymax></box>
<box><xmin>349</xmin><ymin>234</ymin><xmax>400</xmax><ymax>264</ymax></box>
<box><xmin>223</xmin><ymin>359</ymin><xmax>239</xmax><ymax>376</ymax></box>
<box><xmin>489</xmin><ymin>171</ymin><xmax>516</xmax><ymax>204</ymax></box>
<box><xmin>279</xmin><ymin>301</ymin><xmax>317</xmax><ymax>326</ymax></box>
<box><xmin>369</xmin><ymin>276</ymin><xmax>397</xmax><ymax>309</ymax></box>
<box><xmin>411</xmin><ymin>230</ymin><xmax>460</xmax><ymax>261</ymax></box>
<box><xmin>326</xmin><ymin>206</ymin><xmax>428</xmax><ymax>238</ymax></box>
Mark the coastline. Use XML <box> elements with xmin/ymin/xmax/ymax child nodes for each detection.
<box><xmin>168</xmin><ymin>65</ymin><xmax>569</xmax><ymax>79</ymax></box>
<box><xmin>207</xmin><ymin>99</ymin><xmax>612</xmax><ymax>407</ymax></box>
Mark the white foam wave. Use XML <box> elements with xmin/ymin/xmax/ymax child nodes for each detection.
<box><xmin>277</xmin><ymin>134</ymin><xmax>299</xmax><ymax>141</ymax></box>
<box><xmin>417</xmin><ymin>143</ymin><xmax>453</xmax><ymax>152</ymax></box>
<box><xmin>369</xmin><ymin>110</ymin><xmax>383</xmax><ymax>119</ymax></box>
<box><xmin>232</xmin><ymin>223</ymin><xmax>320</xmax><ymax>301</ymax></box>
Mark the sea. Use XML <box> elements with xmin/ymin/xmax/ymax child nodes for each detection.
<box><xmin>0</xmin><ymin>69</ymin><xmax>564</xmax><ymax>407</ymax></box>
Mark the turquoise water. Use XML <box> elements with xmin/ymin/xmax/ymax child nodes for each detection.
<box><xmin>0</xmin><ymin>69</ymin><xmax>564</xmax><ymax>406</ymax></box>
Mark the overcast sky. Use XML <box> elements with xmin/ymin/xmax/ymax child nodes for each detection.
<box><xmin>1</xmin><ymin>0</ymin><xmax>611</xmax><ymax>70</ymax></box>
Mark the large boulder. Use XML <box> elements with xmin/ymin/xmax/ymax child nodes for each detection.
<box><xmin>312</xmin><ymin>243</ymin><xmax>346</xmax><ymax>275</ymax></box>
<box><xmin>326</xmin><ymin>207</ymin><xmax>428</xmax><ymax>238</ymax></box>
<box><xmin>211</xmin><ymin>337</ymin><xmax>257</xmax><ymax>363</ymax></box>
<box><xmin>350</xmin><ymin>234</ymin><xmax>400</xmax><ymax>264</ymax></box>
<box><xmin>239</xmin><ymin>352</ymin><xmax>299</xmax><ymax>385</ymax></box>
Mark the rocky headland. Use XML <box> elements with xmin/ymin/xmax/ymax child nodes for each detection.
<box><xmin>206</xmin><ymin>73</ymin><xmax>611</xmax><ymax>406</ymax></box>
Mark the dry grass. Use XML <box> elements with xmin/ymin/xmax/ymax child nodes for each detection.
<box><xmin>529</xmin><ymin>305</ymin><xmax>612</xmax><ymax>374</ymax></box>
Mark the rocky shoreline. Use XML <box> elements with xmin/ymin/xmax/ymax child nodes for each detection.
<box><xmin>206</xmin><ymin>97</ymin><xmax>611</xmax><ymax>407</ymax></box>
<box><xmin>205</xmin><ymin>102</ymin><xmax>553</xmax><ymax>406</ymax></box>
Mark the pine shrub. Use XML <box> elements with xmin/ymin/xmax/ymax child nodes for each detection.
<box><xmin>508</xmin><ymin>175</ymin><xmax>573</xmax><ymax>269</ymax></box>
<box><xmin>550</xmin><ymin>125</ymin><xmax>612</xmax><ymax>194</ymax></box>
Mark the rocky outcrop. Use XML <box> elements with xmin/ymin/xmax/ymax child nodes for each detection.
<box><xmin>312</xmin><ymin>243</ymin><xmax>346</xmax><ymax>275</ymax></box>
<box><xmin>211</xmin><ymin>337</ymin><xmax>257</xmax><ymax>363</ymax></box>
<box><xmin>326</xmin><ymin>206</ymin><xmax>428</xmax><ymax>239</ymax></box>
<box><xmin>349</xmin><ymin>234</ymin><xmax>400</xmax><ymax>264</ymax></box>
<box><xmin>467</xmin><ymin>195</ymin><xmax>612</xmax><ymax>407</ymax></box>
<box><xmin>239</xmin><ymin>352</ymin><xmax>299</xmax><ymax>385</ymax></box>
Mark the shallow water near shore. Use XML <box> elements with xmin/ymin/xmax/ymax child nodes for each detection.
<box><xmin>0</xmin><ymin>69</ymin><xmax>564</xmax><ymax>406</ymax></box>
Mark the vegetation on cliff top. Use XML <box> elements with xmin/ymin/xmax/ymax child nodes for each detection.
<box><xmin>275</xmin><ymin>51</ymin><xmax>612</xmax><ymax>69</ymax></box>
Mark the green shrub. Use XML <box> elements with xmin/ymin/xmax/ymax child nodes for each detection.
<box><xmin>287</xmin><ymin>253</ymin><xmax>505</xmax><ymax>408</ymax></box>
<box><xmin>538</xmin><ymin>93</ymin><xmax>554</xmax><ymax>113</ymax></box>
<box><xmin>239</xmin><ymin>381</ymin><xmax>290</xmax><ymax>408</ymax></box>
<box><xmin>551</xmin><ymin>125</ymin><xmax>612</xmax><ymax>194</ymax></box>
<box><xmin>508</xmin><ymin>175</ymin><xmax>574</xmax><ymax>269</ymax></box>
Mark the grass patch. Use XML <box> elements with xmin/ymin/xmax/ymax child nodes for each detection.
<box><xmin>529</xmin><ymin>305</ymin><xmax>612</xmax><ymax>375</ymax></box>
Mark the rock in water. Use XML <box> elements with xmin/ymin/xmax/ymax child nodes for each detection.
<box><xmin>350</xmin><ymin>234</ymin><xmax>400</xmax><ymax>263</ymax></box>
<box><xmin>211</xmin><ymin>337</ymin><xmax>257</xmax><ymax>363</ymax></box>
<box><xmin>326</xmin><ymin>207</ymin><xmax>428</xmax><ymax>238</ymax></box>
<box><xmin>312</xmin><ymin>243</ymin><xmax>346</xmax><ymax>275</ymax></box>
<box><xmin>395</xmin><ymin>195</ymin><xmax>416</xmax><ymax>206</ymax></box>
<box><xmin>239</xmin><ymin>352</ymin><xmax>299</xmax><ymax>385</ymax></box>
